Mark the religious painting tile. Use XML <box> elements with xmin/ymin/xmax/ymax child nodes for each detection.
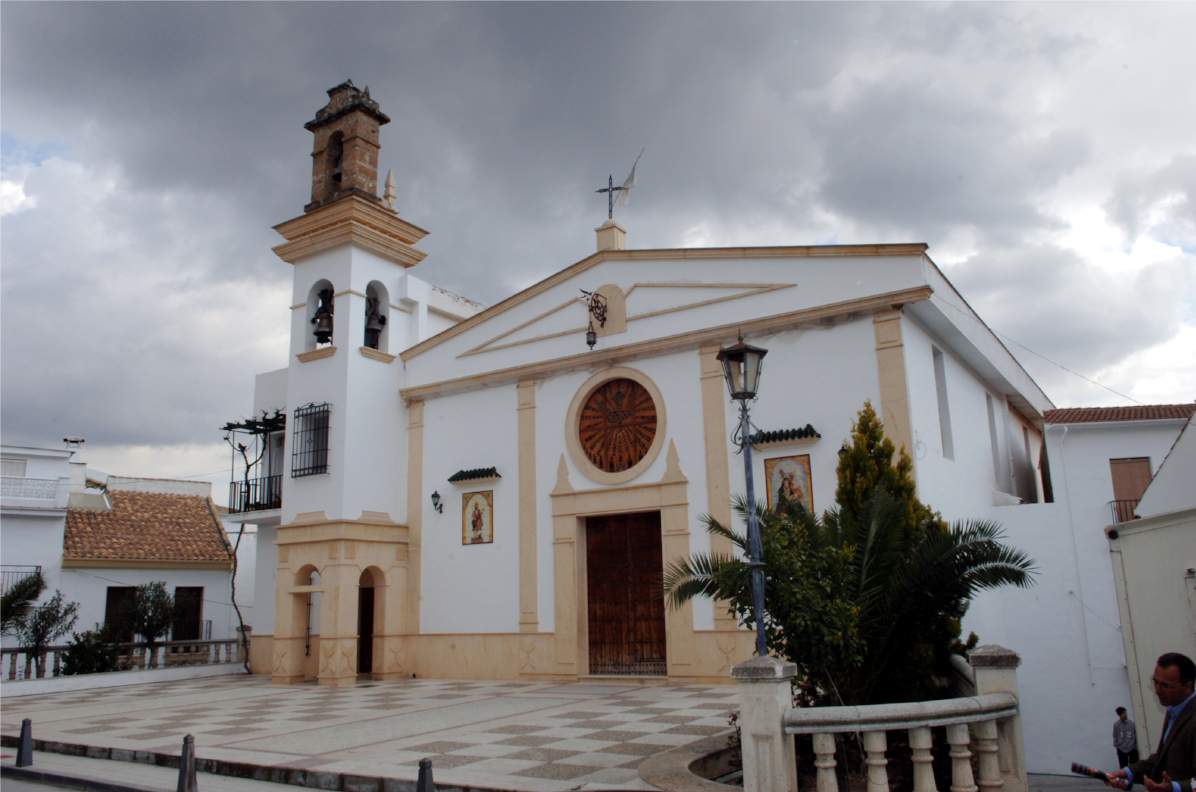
<box><xmin>763</xmin><ymin>453</ymin><xmax>813</xmax><ymax>512</ymax></box>
<box><xmin>462</xmin><ymin>490</ymin><xmax>494</xmax><ymax>545</ymax></box>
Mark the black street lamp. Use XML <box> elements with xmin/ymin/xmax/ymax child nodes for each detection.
<box><xmin>716</xmin><ymin>334</ymin><xmax>769</xmax><ymax>657</ymax></box>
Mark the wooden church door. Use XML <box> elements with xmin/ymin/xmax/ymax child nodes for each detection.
<box><xmin>585</xmin><ymin>512</ymin><xmax>667</xmax><ymax>676</ymax></box>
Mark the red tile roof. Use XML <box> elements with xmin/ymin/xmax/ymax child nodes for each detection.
<box><xmin>1044</xmin><ymin>403</ymin><xmax>1196</xmax><ymax>424</ymax></box>
<box><xmin>65</xmin><ymin>489</ymin><xmax>232</xmax><ymax>567</ymax></box>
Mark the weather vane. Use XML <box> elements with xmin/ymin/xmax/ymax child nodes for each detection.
<box><xmin>595</xmin><ymin>148</ymin><xmax>644</xmax><ymax>220</ymax></box>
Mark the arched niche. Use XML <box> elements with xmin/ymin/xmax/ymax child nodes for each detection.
<box><xmin>306</xmin><ymin>279</ymin><xmax>335</xmax><ymax>351</ymax></box>
<box><xmin>364</xmin><ymin>281</ymin><xmax>389</xmax><ymax>352</ymax></box>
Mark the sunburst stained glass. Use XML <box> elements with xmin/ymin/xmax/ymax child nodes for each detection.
<box><xmin>578</xmin><ymin>379</ymin><xmax>657</xmax><ymax>473</ymax></box>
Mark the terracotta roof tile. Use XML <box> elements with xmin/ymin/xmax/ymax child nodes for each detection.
<box><xmin>1043</xmin><ymin>403</ymin><xmax>1196</xmax><ymax>424</ymax></box>
<box><xmin>65</xmin><ymin>490</ymin><xmax>232</xmax><ymax>566</ymax></box>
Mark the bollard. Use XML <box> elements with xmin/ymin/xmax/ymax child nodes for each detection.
<box><xmin>16</xmin><ymin>718</ymin><xmax>33</xmax><ymax>767</ymax></box>
<box><xmin>417</xmin><ymin>757</ymin><xmax>436</xmax><ymax>792</ymax></box>
<box><xmin>176</xmin><ymin>733</ymin><xmax>198</xmax><ymax>792</ymax></box>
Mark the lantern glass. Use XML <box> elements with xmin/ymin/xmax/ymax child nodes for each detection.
<box><xmin>716</xmin><ymin>338</ymin><xmax>768</xmax><ymax>401</ymax></box>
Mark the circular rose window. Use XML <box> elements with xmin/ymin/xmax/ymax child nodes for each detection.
<box><xmin>578</xmin><ymin>378</ymin><xmax>658</xmax><ymax>473</ymax></box>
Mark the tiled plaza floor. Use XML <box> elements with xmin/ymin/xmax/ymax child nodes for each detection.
<box><xmin>0</xmin><ymin>674</ymin><xmax>738</xmax><ymax>791</ymax></box>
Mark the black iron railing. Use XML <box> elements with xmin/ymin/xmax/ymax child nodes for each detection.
<box><xmin>1109</xmin><ymin>499</ymin><xmax>1140</xmax><ymax>523</ymax></box>
<box><xmin>228</xmin><ymin>474</ymin><xmax>282</xmax><ymax>514</ymax></box>
<box><xmin>0</xmin><ymin>565</ymin><xmax>42</xmax><ymax>597</ymax></box>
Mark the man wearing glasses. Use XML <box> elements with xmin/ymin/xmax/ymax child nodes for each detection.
<box><xmin>1106</xmin><ymin>653</ymin><xmax>1196</xmax><ymax>792</ymax></box>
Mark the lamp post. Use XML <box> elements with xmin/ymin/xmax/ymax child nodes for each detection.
<box><xmin>716</xmin><ymin>335</ymin><xmax>769</xmax><ymax>657</ymax></box>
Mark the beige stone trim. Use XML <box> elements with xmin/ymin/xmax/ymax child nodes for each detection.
<box><xmin>61</xmin><ymin>558</ymin><xmax>232</xmax><ymax>570</ymax></box>
<box><xmin>275</xmin><ymin>519</ymin><xmax>409</xmax><ymax>547</ymax></box>
<box><xmin>549</xmin><ymin>448</ymin><xmax>698</xmax><ymax>678</ymax></box>
<box><xmin>593</xmin><ymin>284</ymin><xmax>627</xmax><ymax>337</ymax></box>
<box><xmin>459</xmin><ymin>282</ymin><xmax>792</xmax><ymax>359</ymax></box>
<box><xmin>698</xmin><ymin>344</ymin><xmax>737</xmax><ymax>631</ymax></box>
<box><xmin>564</xmin><ymin>367</ymin><xmax>668</xmax><ymax>486</ymax></box>
<box><xmin>359</xmin><ymin>346</ymin><xmax>396</xmax><ymax>364</ymax></box>
<box><xmin>402</xmin><ymin>286</ymin><xmax>934</xmax><ymax>401</ymax></box>
<box><xmin>335</xmin><ymin>289</ymin><xmax>366</xmax><ymax>299</ymax></box>
<box><xmin>297</xmin><ymin>346</ymin><xmax>337</xmax><ymax>363</ymax></box>
<box><xmin>273</xmin><ymin>194</ymin><xmax>428</xmax><ymax>268</ymax></box>
<box><xmin>517</xmin><ymin>381</ymin><xmax>539</xmax><ymax>633</ymax></box>
<box><xmin>405</xmin><ymin>401</ymin><xmax>424</xmax><ymax>636</ymax></box>
<box><xmin>402</xmin><ymin>243</ymin><xmax>928</xmax><ymax>362</ymax></box>
<box><xmin>873</xmin><ymin>309</ymin><xmax>914</xmax><ymax>457</ymax></box>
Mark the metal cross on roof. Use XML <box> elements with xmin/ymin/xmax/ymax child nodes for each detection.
<box><xmin>594</xmin><ymin>149</ymin><xmax>643</xmax><ymax>220</ymax></box>
<box><xmin>595</xmin><ymin>174</ymin><xmax>625</xmax><ymax>220</ymax></box>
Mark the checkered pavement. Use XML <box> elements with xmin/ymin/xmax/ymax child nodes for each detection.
<box><xmin>2</xmin><ymin>676</ymin><xmax>738</xmax><ymax>791</ymax></box>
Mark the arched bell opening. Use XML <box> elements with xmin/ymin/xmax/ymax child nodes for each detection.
<box><xmin>326</xmin><ymin>132</ymin><xmax>344</xmax><ymax>192</ymax></box>
<box><xmin>306</xmin><ymin>279</ymin><xmax>335</xmax><ymax>350</ymax></box>
<box><xmin>357</xmin><ymin>566</ymin><xmax>385</xmax><ymax>675</ymax></box>
<box><xmin>363</xmin><ymin>281</ymin><xmax>389</xmax><ymax>352</ymax></box>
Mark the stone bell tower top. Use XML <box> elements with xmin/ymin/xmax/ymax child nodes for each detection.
<box><xmin>304</xmin><ymin>80</ymin><xmax>391</xmax><ymax>212</ymax></box>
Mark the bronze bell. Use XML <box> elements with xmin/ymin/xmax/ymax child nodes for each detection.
<box><xmin>312</xmin><ymin>309</ymin><xmax>334</xmax><ymax>345</ymax></box>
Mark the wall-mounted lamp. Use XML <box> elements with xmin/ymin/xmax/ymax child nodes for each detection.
<box><xmin>430</xmin><ymin>490</ymin><xmax>443</xmax><ymax>514</ymax></box>
<box><xmin>580</xmin><ymin>289</ymin><xmax>608</xmax><ymax>350</ymax></box>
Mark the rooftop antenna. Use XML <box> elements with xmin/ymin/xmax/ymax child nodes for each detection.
<box><xmin>595</xmin><ymin>148</ymin><xmax>644</xmax><ymax>220</ymax></box>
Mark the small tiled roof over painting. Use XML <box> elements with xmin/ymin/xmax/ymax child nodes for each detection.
<box><xmin>1044</xmin><ymin>403</ymin><xmax>1196</xmax><ymax>424</ymax></box>
<box><xmin>65</xmin><ymin>489</ymin><xmax>232</xmax><ymax>568</ymax></box>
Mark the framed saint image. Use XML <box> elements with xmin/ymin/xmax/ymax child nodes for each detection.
<box><xmin>763</xmin><ymin>454</ymin><xmax>813</xmax><ymax>513</ymax></box>
<box><xmin>462</xmin><ymin>490</ymin><xmax>494</xmax><ymax>545</ymax></box>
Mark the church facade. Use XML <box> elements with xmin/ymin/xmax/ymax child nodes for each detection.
<box><xmin>226</xmin><ymin>82</ymin><xmax>1053</xmax><ymax>687</ymax></box>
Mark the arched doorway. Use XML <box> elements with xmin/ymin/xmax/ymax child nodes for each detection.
<box><xmin>357</xmin><ymin>567</ymin><xmax>383</xmax><ymax>675</ymax></box>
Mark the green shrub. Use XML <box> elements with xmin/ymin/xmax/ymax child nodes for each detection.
<box><xmin>62</xmin><ymin>627</ymin><xmax>120</xmax><ymax>676</ymax></box>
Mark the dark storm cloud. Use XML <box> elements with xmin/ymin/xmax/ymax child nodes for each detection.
<box><xmin>2</xmin><ymin>3</ymin><xmax>1193</xmax><ymax>458</ymax></box>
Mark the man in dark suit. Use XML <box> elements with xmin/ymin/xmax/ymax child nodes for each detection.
<box><xmin>1107</xmin><ymin>653</ymin><xmax>1196</xmax><ymax>792</ymax></box>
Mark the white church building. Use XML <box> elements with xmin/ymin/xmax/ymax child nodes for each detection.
<box><xmin>224</xmin><ymin>81</ymin><xmax>1058</xmax><ymax>693</ymax></box>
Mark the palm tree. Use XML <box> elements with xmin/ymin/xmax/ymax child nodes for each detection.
<box><xmin>664</xmin><ymin>489</ymin><xmax>1036</xmax><ymax>706</ymax></box>
<box><xmin>1</xmin><ymin>569</ymin><xmax>46</xmax><ymax>633</ymax></box>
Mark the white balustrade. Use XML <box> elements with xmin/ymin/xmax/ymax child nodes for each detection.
<box><xmin>733</xmin><ymin>645</ymin><xmax>1027</xmax><ymax>792</ymax></box>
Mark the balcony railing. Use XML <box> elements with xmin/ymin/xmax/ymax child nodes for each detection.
<box><xmin>228</xmin><ymin>474</ymin><xmax>282</xmax><ymax>514</ymax></box>
<box><xmin>0</xmin><ymin>565</ymin><xmax>42</xmax><ymax>597</ymax></box>
<box><xmin>1110</xmin><ymin>499</ymin><xmax>1140</xmax><ymax>523</ymax></box>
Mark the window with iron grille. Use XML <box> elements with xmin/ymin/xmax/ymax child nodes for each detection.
<box><xmin>292</xmin><ymin>403</ymin><xmax>331</xmax><ymax>477</ymax></box>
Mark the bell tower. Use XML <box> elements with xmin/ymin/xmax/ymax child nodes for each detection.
<box><xmin>304</xmin><ymin>80</ymin><xmax>390</xmax><ymax>212</ymax></box>
<box><xmin>270</xmin><ymin>81</ymin><xmax>427</xmax><ymax>687</ymax></box>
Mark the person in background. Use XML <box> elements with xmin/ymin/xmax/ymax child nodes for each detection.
<box><xmin>1114</xmin><ymin>706</ymin><xmax>1140</xmax><ymax>768</ymax></box>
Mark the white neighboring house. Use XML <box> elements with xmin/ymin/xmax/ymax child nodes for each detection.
<box><xmin>1106</xmin><ymin>411</ymin><xmax>1196</xmax><ymax>753</ymax></box>
<box><xmin>985</xmin><ymin>403</ymin><xmax>1196</xmax><ymax>772</ymax></box>
<box><xmin>1</xmin><ymin>444</ymin><xmax>238</xmax><ymax>650</ymax></box>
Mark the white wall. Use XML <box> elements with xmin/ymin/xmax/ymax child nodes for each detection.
<box><xmin>252</xmin><ymin>523</ymin><xmax>278</xmax><ymax>635</ymax></box>
<box><xmin>1136</xmin><ymin>415</ymin><xmax>1196</xmax><ymax>518</ymax></box>
<box><xmin>1108</xmin><ymin>508</ymin><xmax>1196</xmax><ymax>750</ymax></box>
<box><xmin>420</xmin><ymin>384</ymin><xmax>521</xmax><ymax>633</ymax></box>
<box><xmin>987</xmin><ymin>418</ymin><xmax>1187</xmax><ymax>772</ymax></box>
<box><xmin>57</xmin><ymin>567</ymin><xmax>237</xmax><ymax>640</ymax></box>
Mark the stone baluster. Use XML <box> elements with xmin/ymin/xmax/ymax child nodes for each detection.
<box><xmin>7</xmin><ymin>652</ymin><xmax>17</xmax><ymax>680</ymax></box>
<box><xmin>909</xmin><ymin>725</ymin><xmax>938</xmax><ymax>792</ymax></box>
<box><xmin>863</xmin><ymin>730</ymin><xmax>889</xmax><ymax>792</ymax></box>
<box><xmin>23</xmin><ymin>652</ymin><xmax>32</xmax><ymax>680</ymax></box>
<box><xmin>52</xmin><ymin>649</ymin><xmax>61</xmax><ymax>677</ymax></box>
<box><xmin>947</xmin><ymin>724</ymin><xmax>977</xmax><ymax>792</ymax></box>
<box><xmin>732</xmin><ymin>656</ymin><xmax>798</xmax><ymax>792</ymax></box>
<box><xmin>813</xmin><ymin>733</ymin><xmax>839</xmax><ymax>792</ymax></box>
<box><xmin>975</xmin><ymin>720</ymin><xmax>1003</xmax><ymax>792</ymax></box>
<box><xmin>969</xmin><ymin>645</ymin><xmax>1027</xmax><ymax>792</ymax></box>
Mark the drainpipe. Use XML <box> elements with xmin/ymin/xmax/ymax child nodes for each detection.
<box><xmin>1055</xmin><ymin>424</ymin><xmax>1096</xmax><ymax>688</ymax></box>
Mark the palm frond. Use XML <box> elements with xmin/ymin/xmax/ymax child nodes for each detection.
<box><xmin>662</xmin><ymin>552</ymin><xmax>743</xmax><ymax>610</ymax></box>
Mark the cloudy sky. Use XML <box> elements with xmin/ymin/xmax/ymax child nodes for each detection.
<box><xmin>2</xmin><ymin>2</ymin><xmax>1194</xmax><ymax>499</ymax></box>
